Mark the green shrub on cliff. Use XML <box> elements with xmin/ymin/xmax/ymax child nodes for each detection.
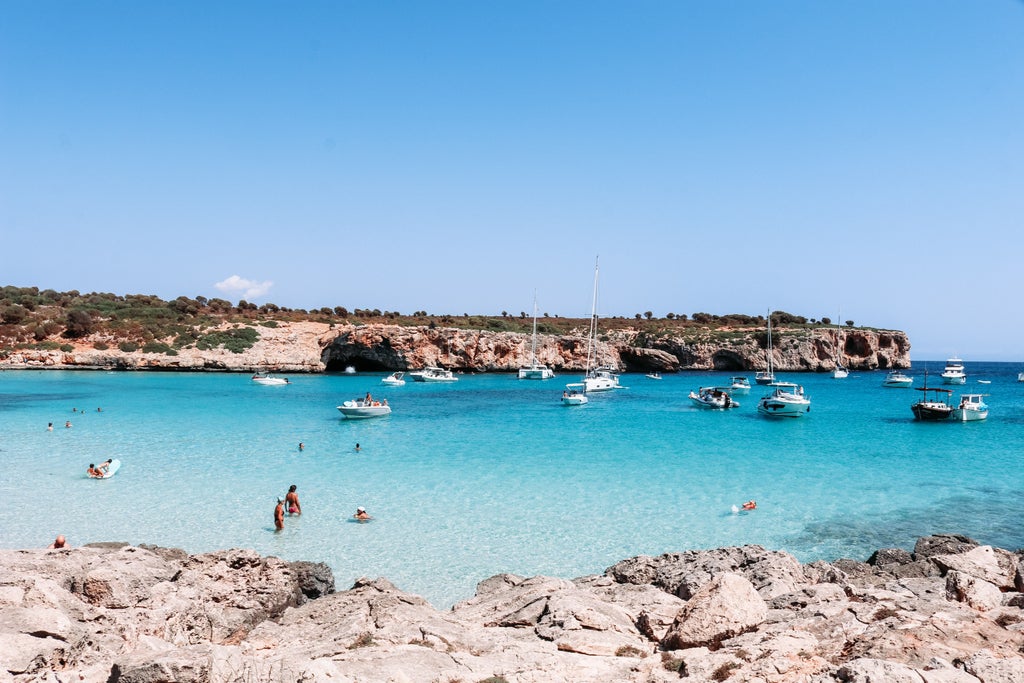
<box><xmin>196</xmin><ymin>327</ymin><xmax>259</xmax><ymax>353</ymax></box>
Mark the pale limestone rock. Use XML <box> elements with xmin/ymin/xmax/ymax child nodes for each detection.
<box><xmin>837</xmin><ymin>657</ymin><xmax>926</xmax><ymax>682</ymax></box>
<box><xmin>945</xmin><ymin>571</ymin><xmax>1003</xmax><ymax>612</ymax></box>
<box><xmin>962</xmin><ymin>648</ymin><xmax>1024</xmax><ymax>682</ymax></box>
<box><xmin>932</xmin><ymin>546</ymin><xmax>1019</xmax><ymax>590</ymax></box>
<box><xmin>660</xmin><ymin>573</ymin><xmax>768</xmax><ymax>651</ymax></box>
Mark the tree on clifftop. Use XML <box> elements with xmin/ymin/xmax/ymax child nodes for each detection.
<box><xmin>64</xmin><ymin>310</ymin><xmax>94</xmax><ymax>338</ymax></box>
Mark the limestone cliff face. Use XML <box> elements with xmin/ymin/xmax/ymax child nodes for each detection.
<box><xmin>0</xmin><ymin>322</ymin><xmax>911</xmax><ymax>373</ymax></box>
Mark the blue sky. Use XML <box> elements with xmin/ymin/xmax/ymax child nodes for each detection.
<box><xmin>2</xmin><ymin>2</ymin><xmax>1022</xmax><ymax>360</ymax></box>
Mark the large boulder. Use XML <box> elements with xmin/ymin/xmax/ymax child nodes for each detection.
<box><xmin>660</xmin><ymin>573</ymin><xmax>768</xmax><ymax>651</ymax></box>
<box><xmin>608</xmin><ymin>545</ymin><xmax>807</xmax><ymax>600</ymax></box>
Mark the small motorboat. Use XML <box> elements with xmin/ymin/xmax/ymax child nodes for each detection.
<box><xmin>344</xmin><ymin>366</ymin><xmax>357</xmax><ymax>374</ymax></box>
<box><xmin>561</xmin><ymin>383</ymin><xmax>588</xmax><ymax>406</ymax></box>
<box><xmin>337</xmin><ymin>398</ymin><xmax>391</xmax><ymax>419</ymax></box>
<box><xmin>757</xmin><ymin>382</ymin><xmax>810</xmax><ymax>418</ymax></box>
<box><xmin>951</xmin><ymin>394</ymin><xmax>988</xmax><ymax>422</ymax></box>
<box><xmin>689</xmin><ymin>387</ymin><xmax>739</xmax><ymax>409</ymax></box>
<box><xmin>727</xmin><ymin>377</ymin><xmax>751</xmax><ymax>394</ymax></box>
<box><xmin>381</xmin><ymin>372</ymin><xmax>406</xmax><ymax>386</ymax></box>
<box><xmin>412</xmin><ymin>366</ymin><xmax>459</xmax><ymax>382</ymax></box>
<box><xmin>252</xmin><ymin>372</ymin><xmax>289</xmax><ymax>385</ymax></box>
<box><xmin>646</xmin><ymin>372</ymin><xmax>662</xmax><ymax>380</ymax></box>
<box><xmin>882</xmin><ymin>370</ymin><xmax>913</xmax><ymax>388</ymax></box>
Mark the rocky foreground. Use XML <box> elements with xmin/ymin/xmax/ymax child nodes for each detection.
<box><xmin>3</xmin><ymin>535</ymin><xmax>1023</xmax><ymax>682</ymax></box>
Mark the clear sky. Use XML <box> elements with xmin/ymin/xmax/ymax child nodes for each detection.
<box><xmin>2</xmin><ymin>2</ymin><xmax>1022</xmax><ymax>360</ymax></box>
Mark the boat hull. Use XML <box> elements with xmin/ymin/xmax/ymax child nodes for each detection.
<box><xmin>754</xmin><ymin>373</ymin><xmax>775</xmax><ymax>385</ymax></box>
<box><xmin>756</xmin><ymin>398</ymin><xmax>810</xmax><ymax>417</ymax></box>
<box><xmin>951</xmin><ymin>407</ymin><xmax>988</xmax><ymax>421</ymax></box>
<box><xmin>518</xmin><ymin>366</ymin><xmax>555</xmax><ymax>380</ymax></box>
<box><xmin>911</xmin><ymin>403</ymin><xmax>952</xmax><ymax>421</ymax></box>
<box><xmin>337</xmin><ymin>401</ymin><xmax>391</xmax><ymax>419</ymax></box>
<box><xmin>584</xmin><ymin>377</ymin><xmax>619</xmax><ymax>392</ymax></box>
<box><xmin>941</xmin><ymin>375</ymin><xmax>967</xmax><ymax>385</ymax></box>
<box><xmin>561</xmin><ymin>395</ymin><xmax>588</xmax><ymax>406</ymax></box>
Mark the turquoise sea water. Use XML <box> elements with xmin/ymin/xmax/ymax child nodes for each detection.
<box><xmin>3</xmin><ymin>365</ymin><xmax>1023</xmax><ymax>608</ymax></box>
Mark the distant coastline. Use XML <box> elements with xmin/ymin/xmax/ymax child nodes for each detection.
<box><xmin>0</xmin><ymin>287</ymin><xmax>912</xmax><ymax>373</ymax></box>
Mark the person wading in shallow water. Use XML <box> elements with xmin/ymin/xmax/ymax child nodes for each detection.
<box><xmin>274</xmin><ymin>499</ymin><xmax>285</xmax><ymax>531</ymax></box>
<box><xmin>286</xmin><ymin>485</ymin><xmax>301</xmax><ymax>515</ymax></box>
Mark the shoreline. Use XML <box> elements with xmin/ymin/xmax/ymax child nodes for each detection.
<box><xmin>3</xmin><ymin>534</ymin><xmax>1022</xmax><ymax>682</ymax></box>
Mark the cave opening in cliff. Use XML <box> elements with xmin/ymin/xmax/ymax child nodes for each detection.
<box><xmin>711</xmin><ymin>351</ymin><xmax>745</xmax><ymax>371</ymax></box>
<box><xmin>324</xmin><ymin>358</ymin><xmax>391</xmax><ymax>372</ymax></box>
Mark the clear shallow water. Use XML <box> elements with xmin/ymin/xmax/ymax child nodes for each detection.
<box><xmin>3</xmin><ymin>364</ymin><xmax>1023</xmax><ymax>608</ymax></box>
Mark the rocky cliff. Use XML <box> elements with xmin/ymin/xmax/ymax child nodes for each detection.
<box><xmin>2</xmin><ymin>535</ymin><xmax>1022</xmax><ymax>682</ymax></box>
<box><xmin>0</xmin><ymin>322</ymin><xmax>911</xmax><ymax>374</ymax></box>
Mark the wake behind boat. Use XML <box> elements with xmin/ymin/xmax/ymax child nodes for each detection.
<box><xmin>337</xmin><ymin>397</ymin><xmax>391</xmax><ymax>419</ymax></box>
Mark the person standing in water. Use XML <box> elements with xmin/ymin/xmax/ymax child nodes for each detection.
<box><xmin>286</xmin><ymin>485</ymin><xmax>301</xmax><ymax>515</ymax></box>
<box><xmin>274</xmin><ymin>499</ymin><xmax>285</xmax><ymax>530</ymax></box>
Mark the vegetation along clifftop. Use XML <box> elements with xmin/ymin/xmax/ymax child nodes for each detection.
<box><xmin>0</xmin><ymin>286</ymin><xmax>910</xmax><ymax>373</ymax></box>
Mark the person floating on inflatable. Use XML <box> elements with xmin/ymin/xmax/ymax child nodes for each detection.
<box><xmin>742</xmin><ymin>500</ymin><xmax>757</xmax><ymax>511</ymax></box>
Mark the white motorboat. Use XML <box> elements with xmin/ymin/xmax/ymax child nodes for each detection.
<box><xmin>951</xmin><ymin>393</ymin><xmax>988</xmax><ymax>422</ymax></box>
<box><xmin>755</xmin><ymin>311</ymin><xmax>776</xmax><ymax>385</ymax></box>
<box><xmin>251</xmin><ymin>372</ymin><xmax>289</xmax><ymax>386</ymax></box>
<box><xmin>646</xmin><ymin>372</ymin><xmax>662</xmax><ymax>380</ymax></box>
<box><xmin>941</xmin><ymin>357</ymin><xmax>967</xmax><ymax>384</ymax></box>
<box><xmin>412</xmin><ymin>366</ymin><xmax>458</xmax><ymax>382</ymax></box>
<box><xmin>344</xmin><ymin>366</ymin><xmax>356</xmax><ymax>374</ymax></box>
<box><xmin>579</xmin><ymin>258</ymin><xmax>621</xmax><ymax>393</ymax></box>
<box><xmin>381</xmin><ymin>372</ymin><xmax>406</xmax><ymax>386</ymax></box>
<box><xmin>518</xmin><ymin>293</ymin><xmax>555</xmax><ymax>380</ymax></box>
<box><xmin>1018</xmin><ymin>372</ymin><xmax>1024</xmax><ymax>383</ymax></box>
<box><xmin>689</xmin><ymin>386</ymin><xmax>740</xmax><ymax>409</ymax></box>
<box><xmin>832</xmin><ymin>365</ymin><xmax>849</xmax><ymax>379</ymax></box>
<box><xmin>337</xmin><ymin>398</ymin><xmax>391</xmax><ymax>419</ymax></box>
<box><xmin>882</xmin><ymin>370</ymin><xmax>913</xmax><ymax>388</ymax></box>
<box><xmin>756</xmin><ymin>382</ymin><xmax>810</xmax><ymax>418</ymax></box>
<box><xmin>561</xmin><ymin>383</ymin><xmax>588</xmax><ymax>406</ymax></box>
<box><xmin>727</xmin><ymin>377</ymin><xmax>751</xmax><ymax>394</ymax></box>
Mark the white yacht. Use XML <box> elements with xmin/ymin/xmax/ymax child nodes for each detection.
<box><xmin>518</xmin><ymin>294</ymin><xmax>555</xmax><ymax>380</ymax></box>
<box><xmin>951</xmin><ymin>394</ymin><xmax>988</xmax><ymax>422</ymax></box>
<box><xmin>941</xmin><ymin>358</ymin><xmax>967</xmax><ymax>385</ymax></box>
<box><xmin>337</xmin><ymin>398</ymin><xmax>391</xmax><ymax>419</ymax></box>
<box><xmin>882</xmin><ymin>370</ymin><xmax>914</xmax><ymax>388</ymax></box>
<box><xmin>756</xmin><ymin>382</ymin><xmax>811</xmax><ymax>418</ymax></box>
<box><xmin>381</xmin><ymin>372</ymin><xmax>406</xmax><ymax>386</ymax></box>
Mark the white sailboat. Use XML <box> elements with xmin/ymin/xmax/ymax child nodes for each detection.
<box><xmin>754</xmin><ymin>310</ymin><xmax>775</xmax><ymax>385</ymax></box>
<box><xmin>582</xmin><ymin>258</ymin><xmax>620</xmax><ymax>392</ymax></box>
<box><xmin>518</xmin><ymin>293</ymin><xmax>554</xmax><ymax>380</ymax></box>
<box><xmin>832</xmin><ymin>309</ymin><xmax>848</xmax><ymax>379</ymax></box>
